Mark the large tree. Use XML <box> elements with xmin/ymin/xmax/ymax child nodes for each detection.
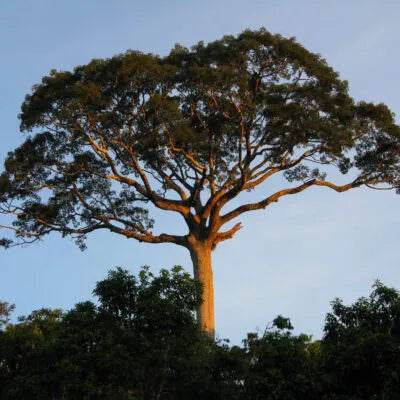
<box><xmin>1</xmin><ymin>29</ymin><xmax>399</xmax><ymax>336</ymax></box>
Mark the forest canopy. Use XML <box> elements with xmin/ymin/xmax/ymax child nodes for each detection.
<box><xmin>1</xmin><ymin>267</ymin><xmax>399</xmax><ymax>399</ymax></box>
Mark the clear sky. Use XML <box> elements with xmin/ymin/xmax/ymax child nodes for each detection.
<box><xmin>1</xmin><ymin>0</ymin><xmax>399</xmax><ymax>344</ymax></box>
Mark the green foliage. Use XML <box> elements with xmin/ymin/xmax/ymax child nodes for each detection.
<box><xmin>1</xmin><ymin>28</ymin><xmax>399</xmax><ymax>248</ymax></box>
<box><xmin>2</xmin><ymin>273</ymin><xmax>399</xmax><ymax>399</ymax></box>
<box><xmin>93</xmin><ymin>266</ymin><xmax>201</xmax><ymax>331</ymax></box>
<box><xmin>0</xmin><ymin>266</ymin><xmax>210</xmax><ymax>399</ymax></box>
<box><xmin>240</xmin><ymin>323</ymin><xmax>319</xmax><ymax>399</ymax></box>
<box><xmin>0</xmin><ymin>301</ymin><xmax>15</xmax><ymax>329</ymax></box>
<box><xmin>0</xmin><ymin>308</ymin><xmax>64</xmax><ymax>399</ymax></box>
<box><xmin>320</xmin><ymin>281</ymin><xmax>400</xmax><ymax>398</ymax></box>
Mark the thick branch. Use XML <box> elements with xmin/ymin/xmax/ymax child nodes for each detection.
<box><xmin>81</xmin><ymin>114</ymin><xmax>191</xmax><ymax>216</ymax></box>
<box><xmin>103</xmin><ymin>221</ymin><xmax>186</xmax><ymax>245</ymax></box>
<box><xmin>212</xmin><ymin>222</ymin><xmax>242</xmax><ymax>248</ymax></box>
<box><xmin>220</xmin><ymin>178</ymin><xmax>362</xmax><ymax>226</ymax></box>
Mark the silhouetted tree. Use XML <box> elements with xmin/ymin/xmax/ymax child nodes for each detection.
<box><xmin>239</xmin><ymin>316</ymin><xmax>320</xmax><ymax>399</ymax></box>
<box><xmin>0</xmin><ymin>266</ymin><xmax>213</xmax><ymax>399</ymax></box>
<box><xmin>2</xmin><ymin>272</ymin><xmax>400</xmax><ymax>399</ymax></box>
<box><xmin>320</xmin><ymin>281</ymin><xmax>400</xmax><ymax>398</ymax></box>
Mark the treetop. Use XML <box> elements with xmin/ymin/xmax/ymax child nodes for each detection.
<box><xmin>1</xmin><ymin>28</ymin><xmax>399</xmax><ymax>249</ymax></box>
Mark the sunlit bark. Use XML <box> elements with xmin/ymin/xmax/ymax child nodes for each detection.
<box><xmin>188</xmin><ymin>239</ymin><xmax>215</xmax><ymax>337</ymax></box>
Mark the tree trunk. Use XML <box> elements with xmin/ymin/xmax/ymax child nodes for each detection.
<box><xmin>188</xmin><ymin>241</ymin><xmax>215</xmax><ymax>338</ymax></box>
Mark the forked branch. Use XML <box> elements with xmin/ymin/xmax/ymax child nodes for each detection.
<box><xmin>220</xmin><ymin>178</ymin><xmax>364</xmax><ymax>226</ymax></box>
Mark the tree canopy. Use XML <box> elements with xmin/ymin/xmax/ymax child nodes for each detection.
<box><xmin>1</xmin><ymin>28</ymin><xmax>399</xmax><ymax>334</ymax></box>
<box><xmin>0</xmin><ymin>266</ymin><xmax>210</xmax><ymax>399</ymax></box>
<box><xmin>1</xmin><ymin>268</ymin><xmax>400</xmax><ymax>399</ymax></box>
<box><xmin>2</xmin><ymin>28</ymin><xmax>399</xmax><ymax>248</ymax></box>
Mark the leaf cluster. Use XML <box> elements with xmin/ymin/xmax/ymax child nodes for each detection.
<box><xmin>2</xmin><ymin>28</ymin><xmax>399</xmax><ymax>249</ymax></box>
<box><xmin>1</xmin><ymin>269</ymin><xmax>400</xmax><ymax>399</ymax></box>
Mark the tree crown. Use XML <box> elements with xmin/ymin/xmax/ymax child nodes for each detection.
<box><xmin>1</xmin><ymin>28</ymin><xmax>399</xmax><ymax>249</ymax></box>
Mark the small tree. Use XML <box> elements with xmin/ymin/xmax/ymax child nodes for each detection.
<box><xmin>1</xmin><ymin>29</ymin><xmax>399</xmax><ymax>336</ymax></box>
<box><xmin>321</xmin><ymin>281</ymin><xmax>400</xmax><ymax>397</ymax></box>
<box><xmin>241</xmin><ymin>317</ymin><xmax>320</xmax><ymax>399</ymax></box>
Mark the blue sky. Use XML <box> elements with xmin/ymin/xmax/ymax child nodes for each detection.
<box><xmin>1</xmin><ymin>0</ymin><xmax>399</xmax><ymax>344</ymax></box>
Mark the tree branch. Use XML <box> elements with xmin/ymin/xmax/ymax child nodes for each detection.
<box><xmin>220</xmin><ymin>178</ymin><xmax>363</xmax><ymax>226</ymax></box>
